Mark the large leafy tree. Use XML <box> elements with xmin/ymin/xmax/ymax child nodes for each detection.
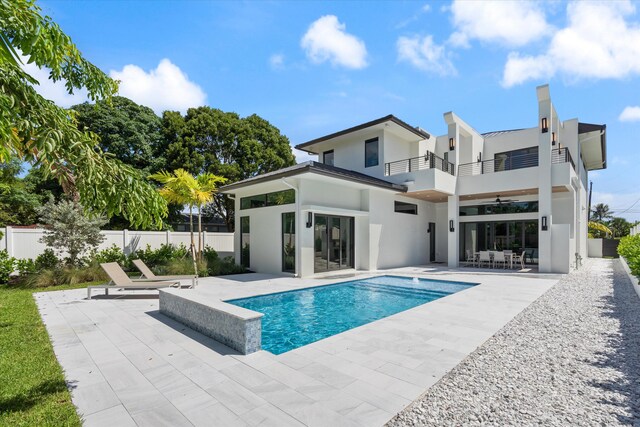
<box><xmin>71</xmin><ymin>96</ymin><xmax>165</xmax><ymax>173</ymax></box>
<box><xmin>163</xmin><ymin>107</ymin><xmax>296</xmax><ymax>230</ymax></box>
<box><xmin>0</xmin><ymin>0</ymin><xmax>167</xmax><ymax>228</ymax></box>
<box><xmin>0</xmin><ymin>158</ymin><xmax>40</xmax><ymax>226</ymax></box>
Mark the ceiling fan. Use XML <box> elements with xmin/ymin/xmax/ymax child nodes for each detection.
<box><xmin>480</xmin><ymin>195</ymin><xmax>518</xmax><ymax>205</ymax></box>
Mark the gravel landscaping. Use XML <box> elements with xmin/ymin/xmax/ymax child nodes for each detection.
<box><xmin>388</xmin><ymin>258</ymin><xmax>640</xmax><ymax>426</ymax></box>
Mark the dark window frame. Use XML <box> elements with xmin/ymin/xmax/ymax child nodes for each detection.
<box><xmin>281</xmin><ymin>212</ymin><xmax>295</xmax><ymax>273</ymax></box>
<box><xmin>394</xmin><ymin>201</ymin><xmax>418</xmax><ymax>215</ymax></box>
<box><xmin>240</xmin><ymin>189</ymin><xmax>295</xmax><ymax>210</ymax></box>
<box><xmin>365</xmin><ymin>137</ymin><xmax>379</xmax><ymax>168</ymax></box>
<box><xmin>240</xmin><ymin>216</ymin><xmax>250</xmax><ymax>268</ymax></box>
<box><xmin>323</xmin><ymin>150</ymin><xmax>334</xmax><ymax>166</ymax></box>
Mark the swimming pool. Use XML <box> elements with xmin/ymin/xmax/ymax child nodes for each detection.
<box><xmin>227</xmin><ymin>275</ymin><xmax>476</xmax><ymax>355</ymax></box>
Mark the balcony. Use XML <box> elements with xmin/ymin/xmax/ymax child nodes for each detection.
<box><xmin>384</xmin><ymin>151</ymin><xmax>455</xmax><ymax>176</ymax></box>
<box><xmin>458</xmin><ymin>148</ymin><xmax>574</xmax><ymax>177</ymax></box>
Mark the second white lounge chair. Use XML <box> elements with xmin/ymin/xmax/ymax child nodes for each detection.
<box><xmin>132</xmin><ymin>259</ymin><xmax>198</xmax><ymax>288</ymax></box>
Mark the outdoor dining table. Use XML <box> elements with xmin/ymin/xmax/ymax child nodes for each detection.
<box><xmin>474</xmin><ymin>251</ymin><xmax>514</xmax><ymax>269</ymax></box>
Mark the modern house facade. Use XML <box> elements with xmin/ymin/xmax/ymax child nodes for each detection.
<box><xmin>220</xmin><ymin>85</ymin><xmax>606</xmax><ymax>276</ymax></box>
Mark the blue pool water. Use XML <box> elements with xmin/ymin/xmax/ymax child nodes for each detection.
<box><xmin>227</xmin><ymin>275</ymin><xmax>476</xmax><ymax>355</ymax></box>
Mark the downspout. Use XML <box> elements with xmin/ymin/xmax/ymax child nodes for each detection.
<box><xmin>281</xmin><ymin>178</ymin><xmax>301</xmax><ymax>277</ymax></box>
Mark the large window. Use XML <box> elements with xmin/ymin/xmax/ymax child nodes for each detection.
<box><xmin>240</xmin><ymin>216</ymin><xmax>250</xmax><ymax>268</ymax></box>
<box><xmin>494</xmin><ymin>147</ymin><xmax>538</xmax><ymax>172</ymax></box>
<box><xmin>282</xmin><ymin>212</ymin><xmax>295</xmax><ymax>273</ymax></box>
<box><xmin>365</xmin><ymin>137</ymin><xmax>379</xmax><ymax>167</ymax></box>
<box><xmin>240</xmin><ymin>189</ymin><xmax>295</xmax><ymax>210</ymax></box>
<box><xmin>459</xmin><ymin>201</ymin><xmax>538</xmax><ymax>216</ymax></box>
<box><xmin>323</xmin><ymin>150</ymin><xmax>334</xmax><ymax>166</ymax></box>
<box><xmin>394</xmin><ymin>201</ymin><xmax>418</xmax><ymax>215</ymax></box>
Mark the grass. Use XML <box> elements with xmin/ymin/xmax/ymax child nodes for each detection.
<box><xmin>0</xmin><ymin>282</ymin><xmax>95</xmax><ymax>426</ymax></box>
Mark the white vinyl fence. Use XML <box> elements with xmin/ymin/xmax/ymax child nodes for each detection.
<box><xmin>0</xmin><ymin>227</ymin><xmax>234</xmax><ymax>260</ymax></box>
<box><xmin>631</xmin><ymin>224</ymin><xmax>639</xmax><ymax>236</ymax></box>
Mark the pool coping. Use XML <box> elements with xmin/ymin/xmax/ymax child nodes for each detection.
<box><xmin>159</xmin><ymin>274</ymin><xmax>480</xmax><ymax>355</ymax></box>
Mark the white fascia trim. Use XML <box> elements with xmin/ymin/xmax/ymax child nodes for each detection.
<box><xmin>300</xmin><ymin>205</ymin><xmax>369</xmax><ymax>217</ymax></box>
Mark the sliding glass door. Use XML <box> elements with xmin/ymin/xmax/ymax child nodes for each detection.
<box><xmin>314</xmin><ymin>214</ymin><xmax>354</xmax><ymax>273</ymax></box>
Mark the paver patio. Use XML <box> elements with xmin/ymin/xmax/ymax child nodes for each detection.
<box><xmin>35</xmin><ymin>266</ymin><xmax>559</xmax><ymax>426</ymax></box>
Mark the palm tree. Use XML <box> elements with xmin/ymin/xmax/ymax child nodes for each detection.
<box><xmin>192</xmin><ymin>173</ymin><xmax>227</xmax><ymax>256</ymax></box>
<box><xmin>591</xmin><ymin>203</ymin><xmax>612</xmax><ymax>222</ymax></box>
<box><xmin>150</xmin><ymin>170</ymin><xmax>226</xmax><ymax>267</ymax></box>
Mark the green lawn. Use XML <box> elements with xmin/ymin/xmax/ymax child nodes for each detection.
<box><xmin>0</xmin><ymin>283</ymin><xmax>93</xmax><ymax>426</ymax></box>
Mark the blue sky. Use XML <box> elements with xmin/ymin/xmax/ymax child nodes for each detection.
<box><xmin>35</xmin><ymin>0</ymin><xmax>640</xmax><ymax>222</ymax></box>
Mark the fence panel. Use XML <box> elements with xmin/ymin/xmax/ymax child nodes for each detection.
<box><xmin>0</xmin><ymin>227</ymin><xmax>235</xmax><ymax>260</ymax></box>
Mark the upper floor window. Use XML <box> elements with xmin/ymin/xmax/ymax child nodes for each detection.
<box><xmin>494</xmin><ymin>147</ymin><xmax>538</xmax><ymax>172</ymax></box>
<box><xmin>323</xmin><ymin>150</ymin><xmax>334</xmax><ymax>166</ymax></box>
<box><xmin>365</xmin><ymin>138</ymin><xmax>379</xmax><ymax>168</ymax></box>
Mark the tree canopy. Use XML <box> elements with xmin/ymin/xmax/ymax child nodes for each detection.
<box><xmin>163</xmin><ymin>107</ymin><xmax>296</xmax><ymax>230</ymax></box>
<box><xmin>71</xmin><ymin>96</ymin><xmax>165</xmax><ymax>173</ymax></box>
<box><xmin>0</xmin><ymin>0</ymin><xmax>167</xmax><ymax>228</ymax></box>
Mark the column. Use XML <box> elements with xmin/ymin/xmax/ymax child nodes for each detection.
<box><xmin>537</xmin><ymin>85</ymin><xmax>553</xmax><ymax>273</ymax></box>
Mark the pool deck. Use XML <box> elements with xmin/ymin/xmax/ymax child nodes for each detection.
<box><xmin>36</xmin><ymin>266</ymin><xmax>559</xmax><ymax>426</ymax></box>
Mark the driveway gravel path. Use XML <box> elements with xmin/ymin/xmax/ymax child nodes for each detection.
<box><xmin>387</xmin><ymin>258</ymin><xmax>640</xmax><ymax>426</ymax></box>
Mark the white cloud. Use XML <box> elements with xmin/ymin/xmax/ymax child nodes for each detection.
<box><xmin>397</xmin><ymin>35</ymin><xmax>456</xmax><ymax>76</ymax></box>
<box><xmin>110</xmin><ymin>59</ymin><xmax>206</xmax><ymax>114</ymax></box>
<box><xmin>301</xmin><ymin>15</ymin><xmax>368</xmax><ymax>69</ymax></box>
<box><xmin>449</xmin><ymin>0</ymin><xmax>550</xmax><ymax>48</ymax></box>
<box><xmin>269</xmin><ymin>53</ymin><xmax>285</xmax><ymax>70</ymax></box>
<box><xmin>503</xmin><ymin>1</ymin><xmax>640</xmax><ymax>87</ymax></box>
<box><xmin>22</xmin><ymin>59</ymin><xmax>89</xmax><ymax>107</ymax></box>
<box><xmin>619</xmin><ymin>106</ymin><xmax>640</xmax><ymax>122</ymax></box>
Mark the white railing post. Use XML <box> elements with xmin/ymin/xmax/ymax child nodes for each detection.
<box><xmin>5</xmin><ymin>226</ymin><xmax>13</xmax><ymax>257</ymax></box>
<box><xmin>202</xmin><ymin>231</ymin><xmax>208</xmax><ymax>250</ymax></box>
<box><xmin>166</xmin><ymin>230</ymin><xmax>171</xmax><ymax>245</ymax></box>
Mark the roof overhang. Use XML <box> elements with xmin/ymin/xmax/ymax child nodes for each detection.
<box><xmin>578</xmin><ymin>122</ymin><xmax>606</xmax><ymax>171</ymax></box>
<box><xmin>295</xmin><ymin>115</ymin><xmax>430</xmax><ymax>154</ymax></box>
<box><xmin>219</xmin><ymin>161</ymin><xmax>407</xmax><ymax>194</ymax></box>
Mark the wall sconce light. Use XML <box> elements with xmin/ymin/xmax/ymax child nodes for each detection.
<box><xmin>449</xmin><ymin>137</ymin><xmax>455</xmax><ymax>151</ymax></box>
<box><xmin>449</xmin><ymin>219</ymin><xmax>455</xmax><ymax>232</ymax></box>
<box><xmin>427</xmin><ymin>224</ymin><xmax>432</xmax><ymax>234</ymax></box>
<box><xmin>477</xmin><ymin>152</ymin><xmax>482</xmax><ymax>162</ymax></box>
<box><xmin>552</xmin><ymin>132</ymin><xmax>557</xmax><ymax>146</ymax></box>
<box><xmin>541</xmin><ymin>117</ymin><xmax>548</xmax><ymax>133</ymax></box>
<box><xmin>306</xmin><ymin>212</ymin><xmax>313</xmax><ymax>228</ymax></box>
<box><xmin>541</xmin><ymin>215</ymin><xmax>548</xmax><ymax>231</ymax></box>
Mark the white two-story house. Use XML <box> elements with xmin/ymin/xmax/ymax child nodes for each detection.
<box><xmin>220</xmin><ymin>85</ymin><xmax>606</xmax><ymax>276</ymax></box>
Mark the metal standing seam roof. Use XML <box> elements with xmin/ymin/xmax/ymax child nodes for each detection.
<box><xmin>219</xmin><ymin>161</ymin><xmax>408</xmax><ymax>193</ymax></box>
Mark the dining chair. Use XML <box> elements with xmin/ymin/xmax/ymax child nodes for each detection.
<box><xmin>478</xmin><ymin>251</ymin><xmax>491</xmax><ymax>268</ymax></box>
<box><xmin>493</xmin><ymin>251</ymin><xmax>507</xmax><ymax>269</ymax></box>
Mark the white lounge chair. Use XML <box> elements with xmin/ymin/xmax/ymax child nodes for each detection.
<box><xmin>465</xmin><ymin>249</ymin><xmax>475</xmax><ymax>267</ymax></box>
<box><xmin>132</xmin><ymin>259</ymin><xmax>197</xmax><ymax>288</ymax></box>
<box><xmin>87</xmin><ymin>263</ymin><xmax>180</xmax><ymax>299</ymax></box>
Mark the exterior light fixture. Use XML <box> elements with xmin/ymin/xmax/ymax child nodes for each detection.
<box><xmin>552</xmin><ymin>132</ymin><xmax>557</xmax><ymax>146</ymax></box>
<box><xmin>477</xmin><ymin>152</ymin><xmax>482</xmax><ymax>162</ymax></box>
<box><xmin>306</xmin><ymin>212</ymin><xmax>313</xmax><ymax>228</ymax></box>
<box><xmin>541</xmin><ymin>216</ymin><xmax>548</xmax><ymax>231</ymax></box>
<box><xmin>449</xmin><ymin>137</ymin><xmax>455</xmax><ymax>151</ymax></box>
<box><xmin>449</xmin><ymin>219</ymin><xmax>455</xmax><ymax>232</ymax></box>
<box><xmin>541</xmin><ymin>117</ymin><xmax>548</xmax><ymax>133</ymax></box>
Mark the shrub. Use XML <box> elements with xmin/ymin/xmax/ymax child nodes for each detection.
<box><xmin>218</xmin><ymin>256</ymin><xmax>246</xmax><ymax>276</ymax></box>
<box><xmin>131</xmin><ymin>244</ymin><xmax>189</xmax><ymax>268</ymax></box>
<box><xmin>159</xmin><ymin>258</ymin><xmax>208</xmax><ymax>277</ymax></box>
<box><xmin>92</xmin><ymin>245</ymin><xmax>126</xmax><ymax>265</ymax></box>
<box><xmin>37</xmin><ymin>199</ymin><xmax>107</xmax><ymax>266</ymax></box>
<box><xmin>20</xmin><ymin>265</ymin><xmax>107</xmax><ymax>288</ymax></box>
<box><xmin>16</xmin><ymin>258</ymin><xmax>37</xmax><ymax>276</ymax></box>
<box><xmin>618</xmin><ymin>234</ymin><xmax>640</xmax><ymax>277</ymax></box>
<box><xmin>35</xmin><ymin>249</ymin><xmax>59</xmax><ymax>270</ymax></box>
<box><xmin>0</xmin><ymin>250</ymin><xmax>16</xmax><ymax>284</ymax></box>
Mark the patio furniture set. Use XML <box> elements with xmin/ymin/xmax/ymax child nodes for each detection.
<box><xmin>464</xmin><ymin>250</ymin><xmax>527</xmax><ymax>270</ymax></box>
